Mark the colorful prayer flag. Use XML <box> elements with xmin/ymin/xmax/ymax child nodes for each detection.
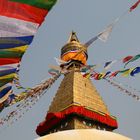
<box><xmin>122</xmin><ymin>56</ymin><xmax>133</xmax><ymax>63</ymax></box>
<box><xmin>124</xmin><ymin>54</ymin><xmax>140</xmax><ymax>67</ymax></box>
<box><xmin>104</xmin><ymin>60</ymin><xmax>117</xmax><ymax>70</ymax></box>
<box><xmin>83</xmin><ymin>73</ymin><xmax>91</xmax><ymax>79</ymax></box>
<box><xmin>0</xmin><ymin>16</ymin><xmax>39</xmax><ymax>37</ymax></box>
<box><xmin>0</xmin><ymin>0</ymin><xmax>48</xmax><ymax>24</ymax></box>
<box><xmin>0</xmin><ymin>63</ymin><xmax>20</xmax><ymax>71</ymax></box>
<box><xmin>0</xmin><ymin>36</ymin><xmax>33</xmax><ymax>49</ymax></box>
<box><xmin>0</xmin><ymin>86</ymin><xmax>12</xmax><ymax>98</ymax></box>
<box><xmin>0</xmin><ymin>86</ymin><xmax>12</xmax><ymax>103</ymax></box>
<box><xmin>0</xmin><ymin>58</ymin><xmax>21</xmax><ymax>66</ymax></box>
<box><xmin>130</xmin><ymin>0</ymin><xmax>140</xmax><ymax>12</ymax></box>
<box><xmin>0</xmin><ymin>68</ymin><xmax>17</xmax><ymax>77</ymax></box>
<box><xmin>7</xmin><ymin>45</ymin><xmax>28</xmax><ymax>52</ymax></box>
<box><xmin>84</xmin><ymin>36</ymin><xmax>98</xmax><ymax>47</ymax></box>
<box><xmin>54</xmin><ymin>57</ymin><xmax>67</xmax><ymax>65</ymax></box>
<box><xmin>130</xmin><ymin>67</ymin><xmax>140</xmax><ymax>76</ymax></box>
<box><xmin>0</xmin><ymin>73</ymin><xmax>17</xmax><ymax>81</ymax></box>
<box><xmin>103</xmin><ymin>71</ymin><xmax>111</xmax><ymax>78</ymax></box>
<box><xmin>10</xmin><ymin>0</ymin><xmax>57</xmax><ymax>10</ymax></box>
<box><xmin>120</xmin><ymin>69</ymin><xmax>132</xmax><ymax>77</ymax></box>
<box><xmin>0</xmin><ymin>0</ymin><xmax>58</xmax><ymax>111</ymax></box>
<box><xmin>0</xmin><ymin>46</ymin><xmax>28</xmax><ymax>59</ymax></box>
<box><xmin>98</xmin><ymin>23</ymin><xmax>114</xmax><ymax>42</ymax></box>
<box><xmin>0</xmin><ymin>50</ymin><xmax>24</xmax><ymax>58</ymax></box>
<box><xmin>109</xmin><ymin>71</ymin><xmax>120</xmax><ymax>78</ymax></box>
<box><xmin>48</xmin><ymin>69</ymin><xmax>60</xmax><ymax>76</ymax></box>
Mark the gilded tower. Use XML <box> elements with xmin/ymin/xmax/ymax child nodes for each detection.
<box><xmin>36</xmin><ymin>32</ymin><xmax>118</xmax><ymax>136</ymax></box>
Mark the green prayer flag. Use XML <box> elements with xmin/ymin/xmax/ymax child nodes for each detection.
<box><xmin>0</xmin><ymin>50</ymin><xmax>24</xmax><ymax>58</ymax></box>
<box><xmin>0</xmin><ymin>78</ymin><xmax>13</xmax><ymax>87</ymax></box>
<box><xmin>125</xmin><ymin>54</ymin><xmax>140</xmax><ymax>67</ymax></box>
<box><xmin>10</xmin><ymin>0</ymin><xmax>57</xmax><ymax>10</ymax></box>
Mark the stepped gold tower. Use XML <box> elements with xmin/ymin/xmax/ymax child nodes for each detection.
<box><xmin>36</xmin><ymin>32</ymin><xmax>118</xmax><ymax>137</ymax></box>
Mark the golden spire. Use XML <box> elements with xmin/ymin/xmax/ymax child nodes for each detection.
<box><xmin>61</xmin><ymin>32</ymin><xmax>88</xmax><ymax>65</ymax></box>
<box><xmin>67</xmin><ymin>31</ymin><xmax>79</xmax><ymax>42</ymax></box>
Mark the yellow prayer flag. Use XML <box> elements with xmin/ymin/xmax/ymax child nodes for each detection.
<box><xmin>5</xmin><ymin>45</ymin><xmax>28</xmax><ymax>53</ymax></box>
<box><xmin>0</xmin><ymin>73</ymin><xmax>17</xmax><ymax>80</ymax></box>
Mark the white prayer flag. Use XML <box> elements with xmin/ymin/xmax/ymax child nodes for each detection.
<box><xmin>98</xmin><ymin>23</ymin><xmax>114</xmax><ymax>42</ymax></box>
<box><xmin>54</xmin><ymin>57</ymin><xmax>66</xmax><ymax>65</ymax></box>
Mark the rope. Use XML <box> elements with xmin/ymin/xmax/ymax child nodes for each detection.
<box><xmin>104</xmin><ymin>78</ymin><xmax>140</xmax><ymax>101</ymax></box>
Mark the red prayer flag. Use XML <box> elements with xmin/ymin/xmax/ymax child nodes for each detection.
<box><xmin>130</xmin><ymin>0</ymin><xmax>140</xmax><ymax>12</ymax></box>
<box><xmin>0</xmin><ymin>0</ymin><xmax>48</xmax><ymax>24</ymax></box>
<box><xmin>0</xmin><ymin>58</ymin><xmax>21</xmax><ymax>66</ymax></box>
<box><xmin>109</xmin><ymin>71</ymin><xmax>120</xmax><ymax>78</ymax></box>
<box><xmin>122</xmin><ymin>56</ymin><xmax>133</xmax><ymax>63</ymax></box>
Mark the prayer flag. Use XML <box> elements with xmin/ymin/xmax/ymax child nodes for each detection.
<box><xmin>130</xmin><ymin>0</ymin><xmax>140</xmax><ymax>12</ymax></box>
<box><xmin>124</xmin><ymin>54</ymin><xmax>140</xmax><ymax>67</ymax></box>
<box><xmin>0</xmin><ymin>0</ymin><xmax>48</xmax><ymax>24</ymax></box>
<box><xmin>122</xmin><ymin>56</ymin><xmax>133</xmax><ymax>63</ymax></box>
<box><xmin>10</xmin><ymin>0</ymin><xmax>57</xmax><ymax>10</ymax></box>
<box><xmin>130</xmin><ymin>67</ymin><xmax>140</xmax><ymax>76</ymax></box>
<box><xmin>98</xmin><ymin>23</ymin><xmax>114</xmax><ymax>42</ymax></box>
<box><xmin>104</xmin><ymin>60</ymin><xmax>117</xmax><ymax>70</ymax></box>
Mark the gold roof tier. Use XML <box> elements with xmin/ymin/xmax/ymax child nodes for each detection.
<box><xmin>48</xmin><ymin>71</ymin><xmax>109</xmax><ymax>114</ymax></box>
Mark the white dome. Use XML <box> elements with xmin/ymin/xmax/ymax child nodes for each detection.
<box><xmin>36</xmin><ymin>129</ymin><xmax>132</xmax><ymax>140</ymax></box>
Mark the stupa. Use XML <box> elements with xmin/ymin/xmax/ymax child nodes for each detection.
<box><xmin>36</xmin><ymin>32</ymin><xmax>131</xmax><ymax>140</ymax></box>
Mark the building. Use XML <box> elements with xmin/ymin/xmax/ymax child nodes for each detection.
<box><xmin>36</xmin><ymin>32</ymin><xmax>131</xmax><ymax>140</ymax></box>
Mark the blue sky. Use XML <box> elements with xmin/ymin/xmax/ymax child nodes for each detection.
<box><xmin>0</xmin><ymin>0</ymin><xmax>140</xmax><ymax>139</ymax></box>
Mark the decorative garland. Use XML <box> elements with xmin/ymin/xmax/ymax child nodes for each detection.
<box><xmin>82</xmin><ymin>66</ymin><xmax>140</xmax><ymax>80</ymax></box>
